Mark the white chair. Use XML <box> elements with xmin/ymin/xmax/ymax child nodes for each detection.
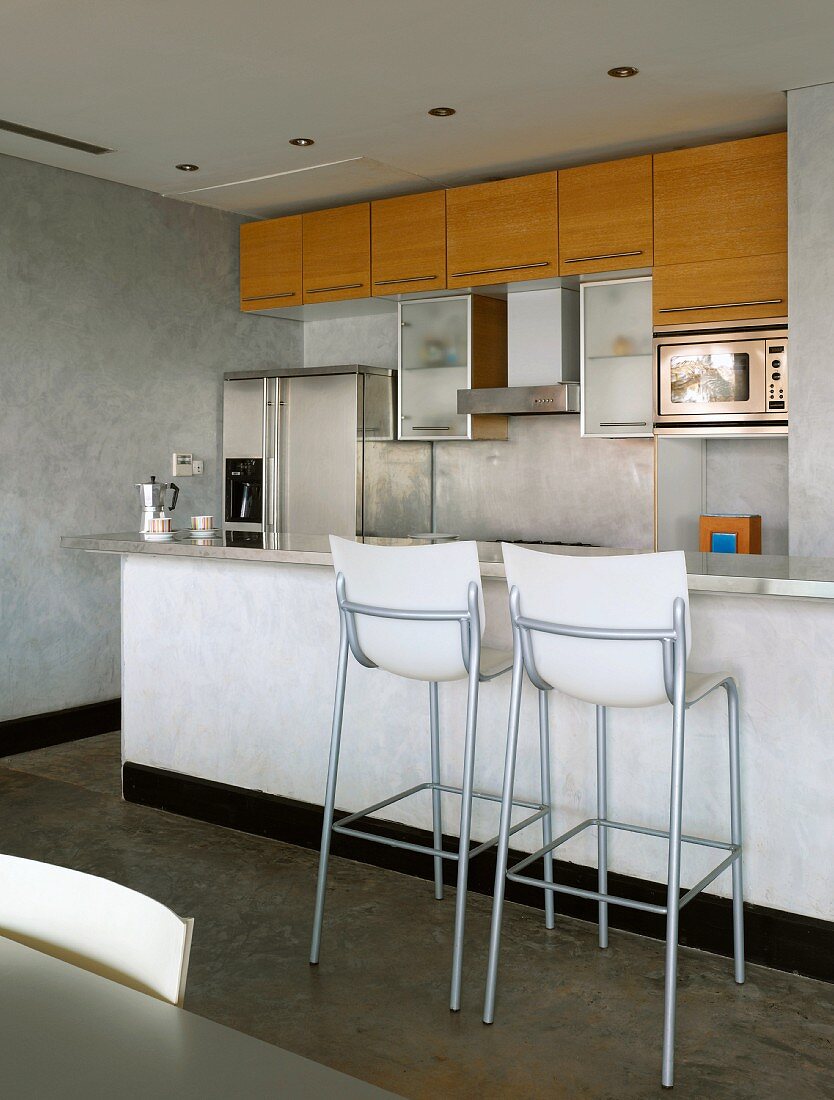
<box><xmin>483</xmin><ymin>546</ymin><xmax>744</xmax><ymax>1090</ymax></box>
<box><xmin>310</xmin><ymin>537</ymin><xmax>553</xmax><ymax>1011</ymax></box>
<box><xmin>0</xmin><ymin>855</ymin><xmax>194</xmax><ymax>1005</ymax></box>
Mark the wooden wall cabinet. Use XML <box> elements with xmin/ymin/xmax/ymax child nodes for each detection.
<box><xmin>371</xmin><ymin>191</ymin><xmax>446</xmax><ymax>296</ymax></box>
<box><xmin>653</xmin><ymin>133</ymin><xmax>787</xmax><ymax>266</ymax></box>
<box><xmin>469</xmin><ymin>295</ymin><xmax>510</xmax><ymax>440</ymax></box>
<box><xmin>240</xmin><ymin>216</ymin><xmax>302</xmax><ymax>310</ymax></box>
<box><xmin>302</xmin><ymin>203</ymin><xmax>370</xmax><ymax>304</ymax></box>
<box><xmin>559</xmin><ymin>155</ymin><xmax>653</xmax><ymax>275</ymax></box>
<box><xmin>240</xmin><ymin>132</ymin><xmax>788</xmax><ymax>330</ymax></box>
<box><xmin>653</xmin><ymin>133</ymin><xmax>787</xmax><ymax>324</ymax></box>
<box><xmin>653</xmin><ymin>252</ymin><xmax>788</xmax><ymax>326</ymax></box>
<box><xmin>446</xmin><ymin>172</ymin><xmax>558</xmax><ymax>289</ymax></box>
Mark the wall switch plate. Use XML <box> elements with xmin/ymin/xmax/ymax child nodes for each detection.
<box><xmin>172</xmin><ymin>452</ymin><xmax>193</xmax><ymax>476</ymax></box>
<box><xmin>192</xmin><ymin>459</ymin><xmax>204</xmax><ymax>475</ymax></box>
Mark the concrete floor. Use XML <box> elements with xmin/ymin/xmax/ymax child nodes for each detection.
<box><xmin>1</xmin><ymin>733</ymin><xmax>832</xmax><ymax>1099</ymax></box>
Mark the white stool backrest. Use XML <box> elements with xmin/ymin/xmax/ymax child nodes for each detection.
<box><xmin>0</xmin><ymin>855</ymin><xmax>193</xmax><ymax>1005</ymax></box>
<box><xmin>502</xmin><ymin>545</ymin><xmax>691</xmax><ymax>708</ymax></box>
<box><xmin>330</xmin><ymin>537</ymin><xmax>485</xmax><ymax>682</ymax></box>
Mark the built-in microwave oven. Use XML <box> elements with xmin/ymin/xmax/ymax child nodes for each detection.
<box><xmin>653</xmin><ymin>323</ymin><xmax>788</xmax><ymax>436</ymax></box>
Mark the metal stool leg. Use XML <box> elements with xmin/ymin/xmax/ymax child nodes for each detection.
<box><xmin>726</xmin><ymin>679</ymin><xmax>745</xmax><ymax>984</ymax></box>
<box><xmin>450</xmin><ymin>661</ymin><xmax>480</xmax><ymax>1011</ymax></box>
<box><xmin>429</xmin><ymin>682</ymin><xmax>444</xmax><ymax>902</ymax></box>
<box><xmin>538</xmin><ymin>690</ymin><xmax>555</xmax><ymax>930</ymax></box>
<box><xmin>596</xmin><ymin>705</ymin><xmax>609</xmax><ymax>949</ymax></box>
<box><xmin>661</xmin><ymin>689</ymin><xmax>686</xmax><ymax>1088</ymax></box>
<box><xmin>310</xmin><ymin>616</ymin><xmax>349</xmax><ymax>966</ymax></box>
<box><xmin>483</xmin><ymin>640</ymin><xmax>525</xmax><ymax>1024</ymax></box>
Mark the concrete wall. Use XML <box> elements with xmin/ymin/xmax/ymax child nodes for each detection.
<box><xmin>788</xmin><ymin>84</ymin><xmax>834</xmax><ymax>556</ymax></box>
<box><xmin>304</xmin><ymin>313</ymin><xmax>655</xmax><ymax>548</ymax></box>
<box><xmin>304</xmin><ymin>311</ymin><xmax>397</xmax><ymax>370</ymax></box>
<box><xmin>0</xmin><ymin>153</ymin><xmax>302</xmax><ymax>720</ymax></box>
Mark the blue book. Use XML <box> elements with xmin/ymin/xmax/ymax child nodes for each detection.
<box><xmin>710</xmin><ymin>531</ymin><xmax>738</xmax><ymax>554</ymax></box>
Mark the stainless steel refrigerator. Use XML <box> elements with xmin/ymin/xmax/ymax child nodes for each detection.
<box><xmin>222</xmin><ymin>365</ymin><xmax>431</xmax><ymax>538</ymax></box>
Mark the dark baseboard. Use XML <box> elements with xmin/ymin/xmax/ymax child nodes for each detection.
<box><xmin>122</xmin><ymin>761</ymin><xmax>833</xmax><ymax>985</ymax></box>
<box><xmin>0</xmin><ymin>699</ymin><xmax>121</xmax><ymax>757</ymax></box>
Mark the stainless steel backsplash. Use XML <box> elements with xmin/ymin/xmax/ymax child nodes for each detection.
<box><xmin>364</xmin><ymin>441</ymin><xmax>432</xmax><ymax>537</ymax></box>
<box><xmin>434</xmin><ymin>417</ymin><xmax>654</xmax><ymax>547</ymax></box>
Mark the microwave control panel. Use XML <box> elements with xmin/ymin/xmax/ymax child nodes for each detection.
<box><xmin>766</xmin><ymin>343</ymin><xmax>787</xmax><ymax>413</ymax></box>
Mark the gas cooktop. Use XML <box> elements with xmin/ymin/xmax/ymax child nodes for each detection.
<box><xmin>499</xmin><ymin>538</ymin><xmax>599</xmax><ymax>547</ymax></box>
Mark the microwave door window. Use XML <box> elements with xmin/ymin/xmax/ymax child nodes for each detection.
<box><xmin>670</xmin><ymin>354</ymin><xmax>751</xmax><ymax>404</ymax></box>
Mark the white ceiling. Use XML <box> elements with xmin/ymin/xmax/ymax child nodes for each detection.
<box><xmin>1</xmin><ymin>0</ymin><xmax>832</xmax><ymax>218</ymax></box>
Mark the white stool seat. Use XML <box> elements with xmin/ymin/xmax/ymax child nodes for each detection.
<box><xmin>479</xmin><ymin>646</ymin><xmax>513</xmax><ymax>678</ymax></box>
<box><xmin>685</xmin><ymin>670</ymin><xmax>731</xmax><ymax>705</ymax></box>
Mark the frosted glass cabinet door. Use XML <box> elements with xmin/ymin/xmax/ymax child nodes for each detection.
<box><xmin>399</xmin><ymin>297</ymin><xmax>470</xmax><ymax>439</ymax></box>
<box><xmin>581</xmin><ymin>277</ymin><xmax>653</xmax><ymax>436</ymax></box>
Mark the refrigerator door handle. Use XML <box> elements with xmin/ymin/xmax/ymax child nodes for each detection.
<box><xmin>262</xmin><ymin>376</ymin><xmax>279</xmax><ymax>533</ymax></box>
<box><xmin>261</xmin><ymin>377</ymin><xmax>269</xmax><ymax>531</ymax></box>
<box><xmin>274</xmin><ymin>377</ymin><xmax>283</xmax><ymax>535</ymax></box>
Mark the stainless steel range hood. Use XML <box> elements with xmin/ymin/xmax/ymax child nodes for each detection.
<box><xmin>458</xmin><ymin>287</ymin><xmax>580</xmax><ymax>416</ymax></box>
<box><xmin>457</xmin><ymin>382</ymin><xmax>580</xmax><ymax>415</ymax></box>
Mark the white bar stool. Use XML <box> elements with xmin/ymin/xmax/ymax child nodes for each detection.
<box><xmin>310</xmin><ymin>537</ymin><xmax>553</xmax><ymax>1011</ymax></box>
<box><xmin>483</xmin><ymin>546</ymin><xmax>744</xmax><ymax>1089</ymax></box>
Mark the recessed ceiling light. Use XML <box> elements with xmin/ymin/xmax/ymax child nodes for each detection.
<box><xmin>289</xmin><ymin>137</ymin><xmax>315</xmax><ymax>146</ymax></box>
<box><xmin>175</xmin><ymin>163</ymin><xmax>200</xmax><ymax>171</ymax></box>
<box><xmin>428</xmin><ymin>107</ymin><xmax>456</xmax><ymax>117</ymax></box>
<box><xmin>607</xmin><ymin>66</ymin><xmax>639</xmax><ymax>78</ymax></box>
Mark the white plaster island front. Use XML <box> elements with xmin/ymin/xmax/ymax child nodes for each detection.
<box><xmin>62</xmin><ymin>533</ymin><xmax>834</xmax><ymax>924</ymax></box>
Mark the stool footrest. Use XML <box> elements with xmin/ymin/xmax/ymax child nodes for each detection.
<box><xmin>506</xmin><ymin>871</ymin><xmax>669</xmax><ymax>915</ymax></box>
<box><xmin>331</xmin><ymin>782</ymin><xmax>546</xmax><ymax>864</ymax></box>
<box><xmin>506</xmin><ymin>816</ymin><xmax>742</xmax><ymax>915</ymax></box>
<box><xmin>678</xmin><ymin>850</ymin><xmax>740</xmax><ymax>908</ymax></box>
<box><xmin>599</xmin><ymin>817</ymin><xmax>735</xmax><ymax>852</ymax></box>
<box><xmin>469</xmin><ymin>807</ymin><xmax>549</xmax><ymax>859</ymax></box>
<box><xmin>332</xmin><ymin>822</ymin><xmax>462</xmax><ymax>862</ymax></box>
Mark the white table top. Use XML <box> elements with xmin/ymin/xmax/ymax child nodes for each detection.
<box><xmin>0</xmin><ymin>935</ymin><xmax>400</xmax><ymax>1099</ymax></box>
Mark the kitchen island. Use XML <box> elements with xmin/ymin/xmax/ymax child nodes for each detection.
<box><xmin>62</xmin><ymin>532</ymin><xmax>834</xmax><ymax>939</ymax></box>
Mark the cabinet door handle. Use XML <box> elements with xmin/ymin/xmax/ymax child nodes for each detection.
<box><xmin>412</xmin><ymin>426</ymin><xmax>451</xmax><ymax>431</ymax></box>
<box><xmin>563</xmin><ymin>250</ymin><xmax>643</xmax><ymax>264</ymax></box>
<box><xmin>242</xmin><ymin>291</ymin><xmax>297</xmax><ymax>301</ymax></box>
<box><xmin>658</xmin><ymin>298</ymin><xmax>783</xmax><ymax>313</ymax></box>
<box><xmin>599</xmin><ymin>421</ymin><xmax>648</xmax><ymax>428</ymax></box>
<box><xmin>306</xmin><ymin>283</ymin><xmax>364</xmax><ymax>294</ymax></box>
<box><xmin>449</xmin><ymin>261</ymin><xmax>550</xmax><ymax>278</ymax></box>
<box><xmin>373</xmin><ymin>275</ymin><xmax>439</xmax><ymax>286</ymax></box>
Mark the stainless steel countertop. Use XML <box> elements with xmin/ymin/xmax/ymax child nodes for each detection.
<box><xmin>59</xmin><ymin>532</ymin><xmax>834</xmax><ymax>600</ymax></box>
